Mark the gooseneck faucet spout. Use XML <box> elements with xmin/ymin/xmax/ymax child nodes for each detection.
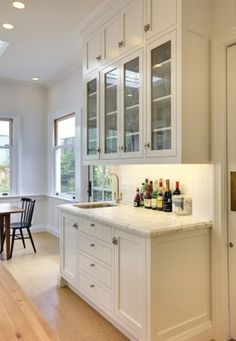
<box><xmin>110</xmin><ymin>173</ymin><xmax>122</xmax><ymax>204</ymax></box>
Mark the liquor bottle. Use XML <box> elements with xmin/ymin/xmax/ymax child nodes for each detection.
<box><xmin>173</xmin><ymin>181</ymin><xmax>181</xmax><ymax>196</ymax></box>
<box><xmin>144</xmin><ymin>183</ymin><xmax>152</xmax><ymax>209</ymax></box>
<box><xmin>151</xmin><ymin>180</ymin><xmax>158</xmax><ymax>210</ymax></box>
<box><xmin>140</xmin><ymin>184</ymin><xmax>145</xmax><ymax>207</ymax></box>
<box><xmin>133</xmin><ymin>188</ymin><xmax>141</xmax><ymax>207</ymax></box>
<box><xmin>163</xmin><ymin>179</ymin><xmax>172</xmax><ymax>212</ymax></box>
<box><xmin>150</xmin><ymin>180</ymin><xmax>153</xmax><ymax>194</ymax></box>
<box><xmin>157</xmin><ymin>178</ymin><xmax>163</xmax><ymax>211</ymax></box>
<box><xmin>144</xmin><ymin>178</ymin><xmax>148</xmax><ymax>194</ymax></box>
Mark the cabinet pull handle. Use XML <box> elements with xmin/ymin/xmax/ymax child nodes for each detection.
<box><xmin>90</xmin><ymin>243</ymin><xmax>95</xmax><ymax>247</ymax></box>
<box><xmin>119</xmin><ymin>145</ymin><xmax>124</xmax><ymax>151</ymax></box>
<box><xmin>96</xmin><ymin>147</ymin><xmax>101</xmax><ymax>153</ymax></box>
<box><xmin>90</xmin><ymin>223</ymin><xmax>95</xmax><ymax>227</ymax></box>
<box><xmin>73</xmin><ymin>223</ymin><xmax>78</xmax><ymax>229</ymax></box>
<box><xmin>118</xmin><ymin>41</ymin><xmax>124</xmax><ymax>48</ymax></box>
<box><xmin>90</xmin><ymin>284</ymin><xmax>95</xmax><ymax>288</ymax></box>
<box><xmin>145</xmin><ymin>142</ymin><xmax>151</xmax><ymax>149</ymax></box>
<box><xmin>96</xmin><ymin>55</ymin><xmax>102</xmax><ymax>61</ymax></box>
<box><xmin>90</xmin><ymin>263</ymin><xmax>95</xmax><ymax>267</ymax></box>
<box><xmin>144</xmin><ymin>24</ymin><xmax>150</xmax><ymax>32</ymax></box>
<box><xmin>229</xmin><ymin>242</ymin><xmax>234</xmax><ymax>248</ymax></box>
<box><xmin>112</xmin><ymin>237</ymin><xmax>118</xmax><ymax>245</ymax></box>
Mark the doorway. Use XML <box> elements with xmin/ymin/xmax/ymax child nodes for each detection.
<box><xmin>227</xmin><ymin>43</ymin><xmax>236</xmax><ymax>340</ymax></box>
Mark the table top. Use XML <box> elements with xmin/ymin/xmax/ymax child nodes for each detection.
<box><xmin>0</xmin><ymin>203</ymin><xmax>24</xmax><ymax>215</ymax></box>
<box><xmin>0</xmin><ymin>263</ymin><xmax>60</xmax><ymax>341</ymax></box>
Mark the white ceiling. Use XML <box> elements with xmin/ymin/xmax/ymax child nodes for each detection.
<box><xmin>0</xmin><ymin>0</ymin><xmax>106</xmax><ymax>84</ymax></box>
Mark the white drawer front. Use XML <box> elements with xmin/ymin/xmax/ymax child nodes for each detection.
<box><xmin>78</xmin><ymin>253</ymin><xmax>112</xmax><ymax>289</ymax></box>
<box><xmin>79</xmin><ymin>218</ymin><xmax>112</xmax><ymax>243</ymax></box>
<box><xmin>78</xmin><ymin>233</ymin><xmax>112</xmax><ymax>265</ymax></box>
<box><xmin>78</xmin><ymin>271</ymin><xmax>112</xmax><ymax>312</ymax></box>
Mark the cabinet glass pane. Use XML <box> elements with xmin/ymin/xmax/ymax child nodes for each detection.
<box><xmin>105</xmin><ymin>68</ymin><xmax>118</xmax><ymax>154</ymax></box>
<box><xmin>151</xmin><ymin>40</ymin><xmax>171</xmax><ymax>151</ymax></box>
<box><xmin>87</xmin><ymin>79</ymin><xmax>97</xmax><ymax>155</ymax></box>
<box><xmin>124</xmin><ymin>57</ymin><xmax>140</xmax><ymax>153</ymax></box>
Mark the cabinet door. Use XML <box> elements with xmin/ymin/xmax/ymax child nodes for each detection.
<box><xmin>84</xmin><ymin>72</ymin><xmax>100</xmax><ymax>160</ymax></box>
<box><xmin>120</xmin><ymin>51</ymin><xmax>143</xmax><ymax>158</ymax></box>
<box><xmin>60</xmin><ymin>213</ymin><xmax>78</xmax><ymax>284</ymax></box>
<box><xmin>146</xmin><ymin>31</ymin><xmax>177</xmax><ymax>158</ymax></box>
<box><xmin>114</xmin><ymin>230</ymin><xmax>146</xmax><ymax>338</ymax></box>
<box><xmin>122</xmin><ymin>0</ymin><xmax>144</xmax><ymax>55</ymax></box>
<box><xmin>101</xmin><ymin>65</ymin><xmax>120</xmax><ymax>159</ymax></box>
<box><xmin>103</xmin><ymin>13</ymin><xmax>123</xmax><ymax>65</ymax></box>
<box><xmin>84</xmin><ymin>30</ymin><xmax>103</xmax><ymax>75</ymax></box>
<box><xmin>145</xmin><ymin>0</ymin><xmax>177</xmax><ymax>40</ymax></box>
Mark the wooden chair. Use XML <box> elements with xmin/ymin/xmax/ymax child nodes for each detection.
<box><xmin>1</xmin><ymin>198</ymin><xmax>36</xmax><ymax>258</ymax></box>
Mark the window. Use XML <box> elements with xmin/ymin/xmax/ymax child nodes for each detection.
<box><xmin>90</xmin><ymin>165</ymin><xmax>112</xmax><ymax>202</ymax></box>
<box><xmin>54</xmin><ymin>113</ymin><xmax>75</xmax><ymax>198</ymax></box>
<box><xmin>0</xmin><ymin>119</ymin><xmax>13</xmax><ymax>194</ymax></box>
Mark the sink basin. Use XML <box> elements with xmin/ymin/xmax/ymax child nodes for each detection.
<box><xmin>73</xmin><ymin>202</ymin><xmax>117</xmax><ymax>209</ymax></box>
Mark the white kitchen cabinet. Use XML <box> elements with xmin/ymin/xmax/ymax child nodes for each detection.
<box><xmin>113</xmin><ymin>229</ymin><xmax>146</xmax><ymax>339</ymax></box>
<box><xmin>146</xmin><ymin>31</ymin><xmax>177</xmax><ymax>158</ymax></box>
<box><xmin>103</xmin><ymin>0</ymin><xmax>144</xmax><ymax>65</ymax></box>
<box><xmin>83</xmin><ymin>30</ymin><xmax>103</xmax><ymax>75</ymax></box>
<box><xmin>84</xmin><ymin>71</ymin><xmax>100</xmax><ymax>161</ymax></box>
<box><xmin>59</xmin><ymin>212</ymin><xmax>78</xmax><ymax>284</ymax></box>
<box><xmin>58</xmin><ymin>206</ymin><xmax>213</xmax><ymax>341</ymax></box>
<box><xmin>145</xmin><ymin>0</ymin><xmax>177</xmax><ymax>40</ymax></box>
<box><xmin>100</xmin><ymin>50</ymin><xmax>143</xmax><ymax>159</ymax></box>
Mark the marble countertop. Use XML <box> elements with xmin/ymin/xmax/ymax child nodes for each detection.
<box><xmin>59</xmin><ymin>202</ymin><xmax>212</xmax><ymax>238</ymax></box>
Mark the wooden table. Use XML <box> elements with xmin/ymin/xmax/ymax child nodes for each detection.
<box><xmin>0</xmin><ymin>203</ymin><xmax>24</xmax><ymax>260</ymax></box>
<box><xmin>0</xmin><ymin>263</ymin><xmax>60</xmax><ymax>341</ymax></box>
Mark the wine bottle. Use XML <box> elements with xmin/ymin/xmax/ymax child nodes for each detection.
<box><xmin>140</xmin><ymin>184</ymin><xmax>145</xmax><ymax>207</ymax></box>
<box><xmin>163</xmin><ymin>179</ymin><xmax>172</xmax><ymax>212</ymax></box>
<box><xmin>144</xmin><ymin>183</ymin><xmax>152</xmax><ymax>209</ymax></box>
<box><xmin>157</xmin><ymin>178</ymin><xmax>163</xmax><ymax>211</ymax></box>
<box><xmin>151</xmin><ymin>180</ymin><xmax>158</xmax><ymax>210</ymax></box>
<box><xmin>133</xmin><ymin>188</ymin><xmax>141</xmax><ymax>207</ymax></box>
<box><xmin>173</xmin><ymin>181</ymin><xmax>181</xmax><ymax>196</ymax></box>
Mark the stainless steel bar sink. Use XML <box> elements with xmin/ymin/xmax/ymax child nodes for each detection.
<box><xmin>73</xmin><ymin>202</ymin><xmax>117</xmax><ymax>209</ymax></box>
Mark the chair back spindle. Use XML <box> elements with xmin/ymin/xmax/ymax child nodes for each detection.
<box><xmin>20</xmin><ymin>198</ymin><xmax>35</xmax><ymax>227</ymax></box>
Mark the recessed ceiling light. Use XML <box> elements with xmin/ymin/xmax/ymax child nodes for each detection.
<box><xmin>2</xmin><ymin>23</ymin><xmax>14</xmax><ymax>30</ymax></box>
<box><xmin>32</xmin><ymin>77</ymin><xmax>39</xmax><ymax>81</ymax></box>
<box><xmin>13</xmin><ymin>1</ymin><xmax>25</xmax><ymax>9</ymax></box>
<box><xmin>0</xmin><ymin>40</ymin><xmax>9</xmax><ymax>57</ymax></box>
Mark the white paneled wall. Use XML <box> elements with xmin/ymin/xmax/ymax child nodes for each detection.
<box><xmin>113</xmin><ymin>164</ymin><xmax>213</xmax><ymax>220</ymax></box>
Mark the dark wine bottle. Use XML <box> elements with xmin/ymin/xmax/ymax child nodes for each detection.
<box><xmin>133</xmin><ymin>188</ymin><xmax>141</xmax><ymax>207</ymax></box>
<box><xmin>173</xmin><ymin>181</ymin><xmax>181</xmax><ymax>196</ymax></box>
<box><xmin>163</xmin><ymin>179</ymin><xmax>172</xmax><ymax>212</ymax></box>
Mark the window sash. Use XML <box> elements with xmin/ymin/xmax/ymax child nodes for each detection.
<box><xmin>54</xmin><ymin>113</ymin><xmax>75</xmax><ymax>147</ymax></box>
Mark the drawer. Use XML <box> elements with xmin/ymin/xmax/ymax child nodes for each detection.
<box><xmin>78</xmin><ymin>271</ymin><xmax>112</xmax><ymax>312</ymax></box>
<box><xmin>78</xmin><ymin>233</ymin><xmax>112</xmax><ymax>265</ymax></box>
<box><xmin>78</xmin><ymin>253</ymin><xmax>112</xmax><ymax>289</ymax></box>
<box><xmin>79</xmin><ymin>218</ymin><xmax>112</xmax><ymax>243</ymax></box>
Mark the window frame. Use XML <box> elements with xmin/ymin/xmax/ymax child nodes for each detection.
<box><xmin>0</xmin><ymin>113</ymin><xmax>20</xmax><ymax>196</ymax></box>
<box><xmin>53</xmin><ymin>112</ymin><xmax>76</xmax><ymax>199</ymax></box>
<box><xmin>89</xmin><ymin>165</ymin><xmax>112</xmax><ymax>202</ymax></box>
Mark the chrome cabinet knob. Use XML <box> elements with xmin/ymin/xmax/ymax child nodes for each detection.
<box><xmin>112</xmin><ymin>237</ymin><xmax>118</xmax><ymax>245</ymax></box>
<box><xmin>118</xmin><ymin>41</ymin><xmax>124</xmax><ymax>48</ymax></box>
<box><xmin>119</xmin><ymin>145</ymin><xmax>124</xmax><ymax>151</ymax></box>
<box><xmin>90</xmin><ymin>263</ymin><xmax>95</xmax><ymax>267</ymax></box>
<box><xmin>73</xmin><ymin>223</ymin><xmax>78</xmax><ymax>229</ymax></box>
<box><xmin>90</xmin><ymin>223</ymin><xmax>95</xmax><ymax>227</ymax></box>
<box><xmin>90</xmin><ymin>243</ymin><xmax>95</xmax><ymax>247</ymax></box>
<box><xmin>96</xmin><ymin>55</ymin><xmax>102</xmax><ymax>61</ymax></box>
<box><xmin>145</xmin><ymin>142</ymin><xmax>151</xmax><ymax>149</ymax></box>
<box><xmin>144</xmin><ymin>23</ymin><xmax>150</xmax><ymax>32</ymax></box>
<box><xmin>90</xmin><ymin>284</ymin><xmax>95</xmax><ymax>288</ymax></box>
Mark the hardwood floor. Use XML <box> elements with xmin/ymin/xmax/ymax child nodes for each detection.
<box><xmin>2</xmin><ymin>232</ymin><xmax>127</xmax><ymax>341</ymax></box>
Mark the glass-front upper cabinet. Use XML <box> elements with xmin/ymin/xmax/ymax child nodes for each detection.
<box><xmin>101</xmin><ymin>51</ymin><xmax>143</xmax><ymax>160</ymax></box>
<box><xmin>84</xmin><ymin>72</ymin><xmax>100</xmax><ymax>160</ymax></box>
<box><xmin>121</xmin><ymin>52</ymin><xmax>143</xmax><ymax>158</ymax></box>
<box><xmin>101</xmin><ymin>65</ymin><xmax>120</xmax><ymax>159</ymax></box>
<box><xmin>146</xmin><ymin>31</ymin><xmax>176</xmax><ymax>158</ymax></box>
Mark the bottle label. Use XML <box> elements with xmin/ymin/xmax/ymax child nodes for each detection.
<box><xmin>144</xmin><ymin>198</ymin><xmax>151</xmax><ymax>208</ymax></box>
<box><xmin>151</xmin><ymin>198</ymin><xmax>157</xmax><ymax>209</ymax></box>
<box><xmin>157</xmin><ymin>197</ymin><xmax>163</xmax><ymax>209</ymax></box>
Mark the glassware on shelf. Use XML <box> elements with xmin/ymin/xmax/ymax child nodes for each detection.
<box><xmin>151</xmin><ymin>40</ymin><xmax>172</xmax><ymax>151</ymax></box>
<box><xmin>124</xmin><ymin>57</ymin><xmax>140</xmax><ymax>153</ymax></box>
<box><xmin>87</xmin><ymin>78</ymin><xmax>97</xmax><ymax>155</ymax></box>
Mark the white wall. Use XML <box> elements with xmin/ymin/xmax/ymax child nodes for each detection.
<box><xmin>212</xmin><ymin>0</ymin><xmax>236</xmax><ymax>36</ymax></box>
<box><xmin>114</xmin><ymin>164</ymin><xmax>213</xmax><ymax>220</ymax></box>
<box><xmin>47</xmin><ymin>64</ymin><xmax>88</xmax><ymax>202</ymax></box>
<box><xmin>0</xmin><ymin>79</ymin><xmax>47</xmax><ymax>195</ymax></box>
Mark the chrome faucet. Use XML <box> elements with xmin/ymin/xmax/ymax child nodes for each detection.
<box><xmin>110</xmin><ymin>173</ymin><xmax>122</xmax><ymax>204</ymax></box>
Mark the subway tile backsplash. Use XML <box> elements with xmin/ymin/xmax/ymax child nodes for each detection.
<box><xmin>113</xmin><ymin>164</ymin><xmax>213</xmax><ymax>221</ymax></box>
